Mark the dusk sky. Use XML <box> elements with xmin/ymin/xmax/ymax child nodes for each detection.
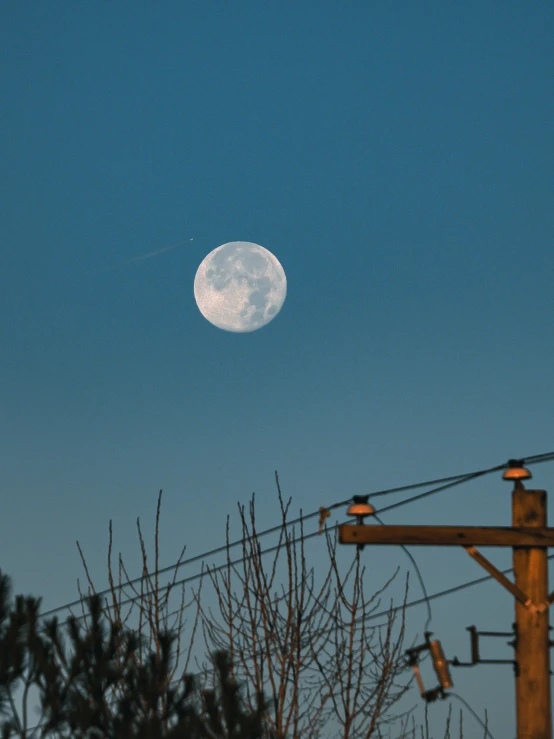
<box><xmin>2</xmin><ymin>3</ymin><xmax>554</xmax><ymax>735</ymax></box>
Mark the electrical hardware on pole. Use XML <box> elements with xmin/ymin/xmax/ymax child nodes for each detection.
<box><xmin>338</xmin><ymin>460</ymin><xmax>552</xmax><ymax>739</ymax></box>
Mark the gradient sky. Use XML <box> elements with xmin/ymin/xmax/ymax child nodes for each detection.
<box><xmin>1</xmin><ymin>3</ymin><xmax>554</xmax><ymax>735</ymax></box>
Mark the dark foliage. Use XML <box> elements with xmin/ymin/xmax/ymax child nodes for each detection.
<box><xmin>0</xmin><ymin>570</ymin><xmax>274</xmax><ymax>739</ymax></box>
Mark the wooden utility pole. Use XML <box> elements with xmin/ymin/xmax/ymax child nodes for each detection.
<box><xmin>512</xmin><ymin>485</ymin><xmax>551</xmax><ymax>739</ymax></box>
<box><xmin>338</xmin><ymin>467</ymin><xmax>553</xmax><ymax>739</ymax></box>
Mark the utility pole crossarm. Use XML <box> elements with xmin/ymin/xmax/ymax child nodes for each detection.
<box><xmin>338</xmin><ymin>524</ymin><xmax>554</xmax><ymax>547</ymax></box>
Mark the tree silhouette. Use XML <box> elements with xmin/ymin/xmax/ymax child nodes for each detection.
<box><xmin>74</xmin><ymin>482</ymin><xmax>414</xmax><ymax>738</ymax></box>
<box><xmin>0</xmin><ymin>572</ymin><xmax>273</xmax><ymax>738</ymax></box>
<box><xmin>0</xmin><ymin>479</ymin><xmax>486</xmax><ymax>738</ymax></box>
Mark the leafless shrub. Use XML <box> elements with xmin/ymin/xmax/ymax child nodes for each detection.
<box><xmin>200</xmin><ymin>473</ymin><xmax>413</xmax><ymax>738</ymax></box>
<box><xmin>74</xmin><ymin>490</ymin><xmax>203</xmax><ymax>720</ymax></box>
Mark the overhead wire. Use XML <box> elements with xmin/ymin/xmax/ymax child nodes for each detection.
<box><xmin>521</xmin><ymin>450</ymin><xmax>554</xmax><ymax>464</ymax></box>
<box><xmin>365</xmin><ymin>466</ymin><xmax>499</xmax><ymax>634</ymax></box>
<box><xmin>376</xmin><ymin>467</ymin><xmax>503</xmax><ymax>516</ymax></box>
<box><xmin>21</xmin><ymin>554</ymin><xmax>539</xmax><ymax>738</ymax></box>
<box><xmin>14</xmin><ymin>452</ymin><xmax>554</xmax><ymax>739</ymax></box>
<box><xmin>13</xmin><ymin>451</ymin><xmax>554</xmax><ymax>737</ymax></box>
<box><xmin>137</xmin><ymin>534</ymin><xmax>539</xmax><ymax>648</ymax></box>
<box><xmin>449</xmin><ymin>692</ymin><xmax>495</xmax><ymax>739</ymax></box>
<box><xmin>373</xmin><ymin>512</ymin><xmax>433</xmax><ymax>633</ymax></box>
<box><xmin>36</xmin><ymin>452</ymin><xmax>554</xmax><ymax>619</ymax></box>
<box><xmin>62</xmin><ymin>464</ymin><xmax>554</xmax><ymax>631</ymax></box>
<box><xmin>19</xmin><ymin>557</ymin><xmax>517</xmax><ymax>739</ymax></box>
<box><xmin>377</xmin><ymin>451</ymin><xmax>554</xmax><ymax>515</ymax></box>
<box><xmin>38</xmin><ymin>465</ymin><xmax>490</xmax><ymax>620</ymax></box>
<box><xmin>354</xmin><ymin>550</ymin><xmax>554</xmax><ymax>629</ymax></box>
<box><xmin>20</xmin><ymin>560</ymin><xmax>517</xmax><ymax>739</ymax></box>
<box><xmin>38</xmin><ymin>452</ymin><xmax>547</xmax><ymax>623</ymax></box>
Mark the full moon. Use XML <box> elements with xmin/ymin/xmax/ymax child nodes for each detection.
<box><xmin>194</xmin><ymin>242</ymin><xmax>287</xmax><ymax>332</ymax></box>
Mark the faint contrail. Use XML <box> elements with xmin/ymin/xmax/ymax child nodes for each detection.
<box><xmin>127</xmin><ymin>239</ymin><xmax>194</xmax><ymax>263</ymax></box>
<box><xmin>89</xmin><ymin>238</ymin><xmax>194</xmax><ymax>274</ymax></box>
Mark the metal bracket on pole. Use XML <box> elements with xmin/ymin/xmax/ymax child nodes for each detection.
<box><xmin>463</xmin><ymin>546</ymin><xmax>534</xmax><ymax>608</ymax></box>
<box><xmin>451</xmin><ymin>625</ymin><xmax>518</xmax><ymax>675</ymax></box>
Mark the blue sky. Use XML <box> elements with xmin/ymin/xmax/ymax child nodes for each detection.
<box><xmin>1</xmin><ymin>2</ymin><xmax>553</xmax><ymax>735</ymax></box>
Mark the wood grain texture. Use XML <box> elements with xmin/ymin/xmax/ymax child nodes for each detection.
<box><xmin>338</xmin><ymin>524</ymin><xmax>554</xmax><ymax>547</ymax></box>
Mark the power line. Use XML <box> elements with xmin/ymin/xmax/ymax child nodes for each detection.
<box><xmin>19</xmin><ymin>453</ymin><xmax>554</xmax><ymax>736</ymax></box>
<box><xmin>155</xmin><ymin>533</ymin><xmax>536</xmax><ymax>651</ymax></box>
<box><xmin>449</xmin><ymin>691</ymin><xmax>495</xmax><ymax>739</ymax></box>
<box><xmin>379</xmin><ymin>452</ymin><xmax>554</xmax><ymax>514</ymax></box>
<box><xmin>365</xmin><ymin>463</ymin><xmax>519</xmax><ymax>633</ymax></box>
<box><xmin>38</xmin><ymin>466</ymin><xmax>488</xmax><ymax>620</ymax></box>
<box><xmin>373</xmin><ymin>451</ymin><xmax>554</xmax><ymax>516</ymax></box>
<box><xmin>20</xmin><ymin>559</ymin><xmax>518</xmax><ymax>739</ymax></box>
<box><xmin>68</xmin><ymin>479</ymin><xmax>554</xmax><ymax>633</ymax></box>
<box><xmin>376</xmin><ymin>467</ymin><xmax>502</xmax><ymax>516</ymax></box>
<box><xmin>373</xmin><ymin>512</ymin><xmax>433</xmax><ymax>633</ymax></box>
<box><xmin>357</xmin><ymin>556</ymin><xmax>554</xmax><ymax>647</ymax></box>
<box><xmin>24</xmin><ymin>554</ymin><xmax>525</xmax><ymax>738</ymax></box>
<box><xmin>39</xmin><ymin>454</ymin><xmax>541</xmax><ymax>623</ymax></box>
<box><xmin>522</xmin><ymin>451</ymin><xmax>554</xmax><ymax>464</ymax></box>
<box><xmin>19</xmin><ymin>512</ymin><xmax>554</xmax><ymax>738</ymax></box>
